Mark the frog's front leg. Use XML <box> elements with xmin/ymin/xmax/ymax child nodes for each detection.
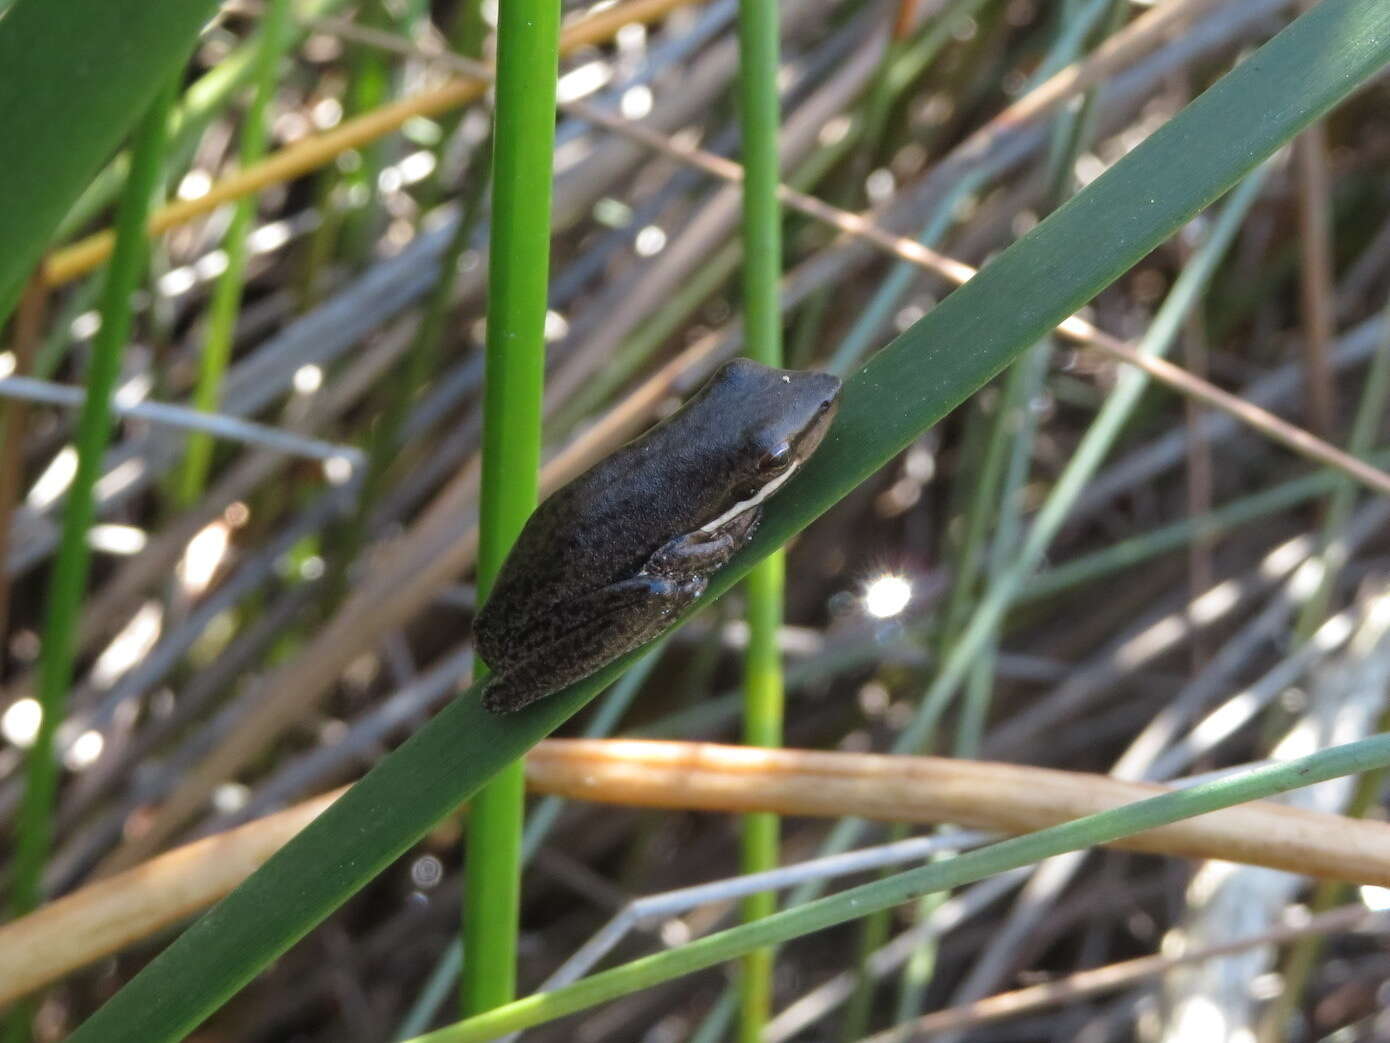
<box><xmin>481</xmin><ymin>574</ymin><xmax>705</xmax><ymax>714</ymax></box>
<box><xmin>643</xmin><ymin>506</ymin><xmax>760</xmax><ymax>580</ymax></box>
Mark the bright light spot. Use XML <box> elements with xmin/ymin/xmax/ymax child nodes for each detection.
<box><xmin>293</xmin><ymin>364</ymin><xmax>324</xmax><ymax>395</ymax></box>
<box><xmin>593</xmin><ymin>197</ymin><xmax>633</xmax><ymax>228</ymax></box>
<box><xmin>903</xmin><ymin>443</ymin><xmax>935</xmax><ymax>482</ymax></box>
<box><xmin>864</xmin><ymin>574</ymin><xmax>912</xmax><ymax>619</ymax></box>
<box><xmin>323</xmin><ymin>455</ymin><xmax>356</xmax><ymax>486</ymax></box>
<box><xmin>894</xmin><ymin>303</ymin><xmax>926</xmax><ymax>332</ymax></box>
<box><xmin>398</xmin><ymin>150</ymin><xmax>437</xmax><ymax>185</ymax></box>
<box><xmin>620</xmin><ymin>84</ymin><xmax>653</xmax><ymax>120</ymax></box>
<box><xmin>179</xmin><ymin>520</ymin><xmax>232</xmax><ymax>596</ymax></box>
<box><xmin>1367</xmin><ymin>589</ymin><xmax>1390</xmax><ymax>635</ymax></box>
<box><xmin>177</xmin><ymin>169</ymin><xmax>213</xmax><ymax>201</ymax></box>
<box><xmin>96</xmin><ymin>457</ymin><xmax>146</xmax><ymax>501</ymax></box>
<box><xmin>64</xmin><ymin>729</ymin><xmax>105</xmax><ymax>771</ymax></box>
<box><xmin>300</xmin><ymin>555</ymin><xmax>325</xmax><ymax>581</ymax></box>
<box><xmin>378</xmin><ymin>167</ymin><xmax>404</xmax><ymax>194</ymax></box>
<box><xmin>858</xmin><ymin>681</ymin><xmax>890</xmax><ymax>715</ymax></box>
<box><xmin>88</xmin><ymin>524</ymin><xmax>148</xmax><ymax>556</ymax></box>
<box><xmin>1074</xmin><ymin>153</ymin><xmax>1107</xmax><ymax>187</ymax></box>
<box><xmin>818</xmin><ymin>114</ymin><xmax>852</xmax><ymax>148</ymax></box>
<box><xmin>27</xmin><ymin>446</ymin><xmax>78</xmax><ymax>510</ymax></box>
<box><xmin>158</xmin><ymin>266</ymin><xmax>198</xmax><ymax>297</ymax></box>
<box><xmin>114</xmin><ymin>372</ymin><xmax>151</xmax><ymax>408</ymax></box>
<box><xmin>71</xmin><ymin>311</ymin><xmax>101</xmax><ymax>340</ymax></box>
<box><xmin>1362</xmin><ymin>885</ymin><xmax>1390</xmax><ymax>912</ymax></box>
<box><xmin>1190</xmin><ymin>578</ymin><xmax>1240</xmax><ymax>625</ymax></box>
<box><xmin>1263</xmin><ymin>535</ymin><xmax>1312</xmax><ymax>580</ymax></box>
<box><xmin>411</xmin><ymin>854</ymin><xmax>444</xmax><ymax>888</ymax></box>
<box><xmin>1289</xmin><ymin>557</ymin><xmax>1329</xmax><ymax>600</ymax></box>
<box><xmin>635</xmin><ymin>225</ymin><xmax>667</xmax><ymax>257</ymax></box>
<box><xmin>544</xmin><ymin>310</ymin><xmax>569</xmax><ymax>342</ymax></box>
<box><xmin>1312</xmin><ymin>612</ymin><xmax>1354</xmax><ymax>651</ymax></box>
<box><xmin>557</xmin><ymin>60</ymin><xmax>611</xmax><ymax>103</ymax></box>
<box><xmin>312</xmin><ymin>97</ymin><xmax>343</xmax><ymax>130</ymax></box>
<box><xmin>273</xmin><ymin>109</ymin><xmax>312</xmax><ymax>142</ymax></box>
<box><xmin>249</xmin><ymin>219</ymin><xmax>292</xmax><ymax>255</ymax></box>
<box><xmin>616</xmin><ymin>22</ymin><xmax>646</xmax><ymax>49</ymax></box>
<box><xmin>660</xmin><ymin>919</ymin><xmax>691</xmax><ymax>947</ymax></box>
<box><xmin>92</xmin><ymin>601</ymin><xmax>163</xmax><ymax>686</ymax></box>
<box><xmin>1170</xmin><ymin>996</ymin><xmax>1228</xmax><ymax>1042</ymax></box>
<box><xmin>213</xmin><ymin>782</ymin><xmax>250</xmax><ymax>814</ymax></box>
<box><xmin>402</xmin><ymin>116</ymin><xmax>441</xmax><ymax>147</ymax></box>
<box><xmin>2</xmin><ymin>698</ymin><xmax>42</xmax><ymax>748</ymax></box>
<box><xmin>0</xmin><ymin>352</ymin><xmax>15</xmax><ymax>378</ymax></box>
<box><xmin>865</xmin><ymin>168</ymin><xmax>896</xmax><ymax>205</ymax></box>
<box><xmin>195</xmin><ymin>250</ymin><xmax>230</xmax><ymax>282</ymax></box>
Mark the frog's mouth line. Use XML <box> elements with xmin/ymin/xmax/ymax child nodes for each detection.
<box><xmin>698</xmin><ymin>460</ymin><xmax>800</xmax><ymax>536</ymax></box>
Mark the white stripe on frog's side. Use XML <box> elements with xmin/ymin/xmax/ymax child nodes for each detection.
<box><xmin>698</xmin><ymin>460</ymin><xmax>799</xmax><ymax>536</ymax></box>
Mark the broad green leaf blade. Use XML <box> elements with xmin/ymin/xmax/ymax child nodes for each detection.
<box><xmin>69</xmin><ymin>1</ymin><xmax>1390</xmax><ymax>1039</ymax></box>
<box><xmin>0</xmin><ymin>0</ymin><xmax>220</xmax><ymax>323</ymax></box>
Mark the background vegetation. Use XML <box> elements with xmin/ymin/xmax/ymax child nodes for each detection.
<box><xmin>2</xmin><ymin>0</ymin><xmax>1390</xmax><ymax>1040</ymax></box>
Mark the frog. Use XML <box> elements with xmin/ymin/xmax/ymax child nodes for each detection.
<box><xmin>473</xmin><ymin>357</ymin><xmax>842</xmax><ymax>714</ymax></box>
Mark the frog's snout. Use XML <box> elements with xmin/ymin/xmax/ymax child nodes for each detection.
<box><xmin>811</xmin><ymin>372</ymin><xmax>842</xmax><ymax>413</ymax></box>
<box><xmin>797</xmin><ymin>379</ymin><xmax>841</xmax><ymax>459</ymax></box>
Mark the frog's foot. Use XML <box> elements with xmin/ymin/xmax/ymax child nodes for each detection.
<box><xmin>643</xmin><ymin>506</ymin><xmax>760</xmax><ymax>579</ymax></box>
<box><xmin>481</xmin><ymin>575</ymin><xmax>705</xmax><ymax>714</ymax></box>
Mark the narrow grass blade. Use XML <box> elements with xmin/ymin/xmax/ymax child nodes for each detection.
<box><xmin>5</xmin><ymin>77</ymin><xmax>178</xmax><ymax>1043</ymax></box>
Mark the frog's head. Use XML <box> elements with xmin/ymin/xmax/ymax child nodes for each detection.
<box><xmin>682</xmin><ymin>358</ymin><xmax>841</xmax><ymax>534</ymax></box>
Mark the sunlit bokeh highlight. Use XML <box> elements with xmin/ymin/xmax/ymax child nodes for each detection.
<box><xmin>863</xmin><ymin>574</ymin><xmax>912</xmax><ymax>619</ymax></box>
<box><xmin>64</xmin><ymin>729</ymin><xmax>105</xmax><ymax>771</ymax></box>
<box><xmin>179</xmin><ymin>520</ymin><xmax>233</xmax><ymax>597</ymax></box>
<box><xmin>1</xmin><ymin>698</ymin><xmax>42</xmax><ymax>748</ymax></box>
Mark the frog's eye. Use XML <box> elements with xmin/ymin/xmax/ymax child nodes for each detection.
<box><xmin>758</xmin><ymin>443</ymin><xmax>792</xmax><ymax>474</ymax></box>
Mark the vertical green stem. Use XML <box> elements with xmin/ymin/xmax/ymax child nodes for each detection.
<box><xmin>735</xmin><ymin>0</ymin><xmax>785</xmax><ymax>1037</ymax></box>
<box><xmin>739</xmin><ymin>554</ymin><xmax>784</xmax><ymax>1035</ymax></box>
<box><xmin>4</xmin><ymin>77</ymin><xmax>177</xmax><ymax>1043</ymax></box>
<box><xmin>413</xmin><ymin>0</ymin><xmax>488</xmax><ymax>214</ymax></box>
<box><xmin>176</xmin><ymin>0</ymin><xmax>293</xmax><ymax>506</ymax></box>
<box><xmin>462</xmin><ymin>0</ymin><xmax>559</xmax><ymax>1016</ymax></box>
<box><xmin>340</xmin><ymin>0</ymin><xmax>392</xmax><ymax>263</ymax></box>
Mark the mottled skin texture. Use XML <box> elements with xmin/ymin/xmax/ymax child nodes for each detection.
<box><xmin>475</xmin><ymin>359</ymin><xmax>841</xmax><ymax>713</ymax></box>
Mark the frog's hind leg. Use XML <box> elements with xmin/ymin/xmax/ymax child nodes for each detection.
<box><xmin>481</xmin><ymin>575</ymin><xmax>705</xmax><ymax>714</ymax></box>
